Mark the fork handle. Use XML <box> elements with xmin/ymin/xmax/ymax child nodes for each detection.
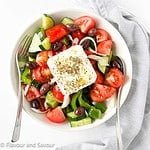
<box><xmin>11</xmin><ymin>86</ymin><xmax>23</xmax><ymax>142</ymax></box>
<box><xmin>116</xmin><ymin>87</ymin><xmax>123</xmax><ymax>150</ymax></box>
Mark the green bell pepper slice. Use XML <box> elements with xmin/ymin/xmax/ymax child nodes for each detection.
<box><xmin>94</xmin><ymin>102</ymin><xmax>107</xmax><ymax>113</ymax></box>
<box><xmin>78</xmin><ymin>91</ymin><xmax>91</xmax><ymax>109</ymax></box>
<box><xmin>21</xmin><ymin>67</ymin><xmax>32</xmax><ymax>85</ymax></box>
<box><xmin>71</xmin><ymin>91</ymin><xmax>81</xmax><ymax>110</ymax></box>
<box><xmin>88</xmin><ymin>106</ymin><xmax>102</xmax><ymax>119</ymax></box>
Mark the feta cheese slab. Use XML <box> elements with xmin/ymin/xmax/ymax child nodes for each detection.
<box><xmin>47</xmin><ymin>45</ymin><xmax>97</xmax><ymax>95</ymax></box>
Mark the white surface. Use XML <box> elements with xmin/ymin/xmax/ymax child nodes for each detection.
<box><xmin>0</xmin><ymin>0</ymin><xmax>149</xmax><ymax>149</ymax></box>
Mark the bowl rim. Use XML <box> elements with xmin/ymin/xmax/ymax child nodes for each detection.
<box><xmin>10</xmin><ymin>8</ymin><xmax>132</xmax><ymax>131</ymax></box>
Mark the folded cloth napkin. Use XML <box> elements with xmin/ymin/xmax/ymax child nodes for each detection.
<box><xmin>57</xmin><ymin>0</ymin><xmax>150</xmax><ymax>149</ymax></box>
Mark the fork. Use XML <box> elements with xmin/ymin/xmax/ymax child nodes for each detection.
<box><xmin>116</xmin><ymin>58</ymin><xmax>126</xmax><ymax>150</ymax></box>
<box><xmin>11</xmin><ymin>35</ymin><xmax>32</xmax><ymax>142</ymax></box>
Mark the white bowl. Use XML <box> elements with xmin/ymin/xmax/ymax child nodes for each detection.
<box><xmin>11</xmin><ymin>9</ymin><xmax>132</xmax><ymax>131</ymax></box>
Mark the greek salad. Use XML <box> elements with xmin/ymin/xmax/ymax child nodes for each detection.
<box><xmin>19</xmin><ymin>14</ymin><xmax>124</xmax><ymax>127</ymax></box>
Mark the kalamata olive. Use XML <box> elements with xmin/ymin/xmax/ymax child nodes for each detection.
<box><xmin>38</xmin><ymin>98</ymin><xmax>46</xmax><ymax>112</ymax></box>
<box><xmin>88</xmin><ymin>28</ymin><xmax>97</xmax><ymax>37</ymax></box>
<box><xmin>52</xmin><ymin>42</ymin><xmax>63</xmax><ymax>51</ymax></box>
<box><xmin>75</xmin><ymin>107</ymin><xmax>85</xmax><ymax>116</ymax></box>
<box><xmin>26</xmin><ymin>62</ymin><xmax>38</xmax><ymax>69</ymax></box>
<box><xmin>30</xmin><ymin>100</ymin><xmax>40</xmax><ymax>109</ymax></box>
<box><xmin>81</xmin><ymin>39</ymin><xmax>90</xmax><ymax>50</ymax></box>
<box><xmin>66</xmin><ymin>24</ymin><xmax>79</xmax><ymax>32</ymax></box>
<box><xmin>40</xmin><ymin>83</ymin><xmax>50</xmax><ymax>95</ymax></box>
<box><xmin>110</xmin><ymin>56</ymin><xmax>123</xmax><ymax>72</ymax></box>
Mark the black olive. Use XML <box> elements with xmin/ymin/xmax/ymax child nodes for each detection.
<box><xmin>81</xmin><ymin>39</ymin><xmax>90</xmax><ymax>50</ymax></box>
<box><xmin>38</xmin><ymin>98</ymin><xmax>46</xmax><ymax>112</ymax></box>
<box><xmin>26</xmin><ymin>62</ymin><xmax>38</xmax><ymax>69</ymax></box>
<box><xmin>66</xmin><ymin>24</ymin><xmax>79</xmax><ymax>32</ymax></box>
<box><xmin>88</xmin><ymin>28</ymin><xmax>97</xmax><ymax>37</ymax></box>
<box><xmin>40</xmin><ymin>83</ymin><xmax>50</xmax><ymax>95</ymax></box>
<box><xmin>52</xmin><ymin>42</ymin><xmax>63</xmax><ymax>51</ymax></box>
<box><xmin>30</xmin><ymin>100</ymin><xmax>40</xmax><ymax>109</ymax></box>
<box><xmin>110</xmin><ymin>56</ymin><xmax>123</xmax><ymax>72</ymax></box>
<box><xmin>75</xmin><ymin>107</ymin><xmax>85</xmax><ymax>117</ymax></box>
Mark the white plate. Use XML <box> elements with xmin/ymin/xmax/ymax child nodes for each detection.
<box><xmin>11</xmin><ymin>9</ymin><xmax>132</xmax><ymax>131</ymax></box>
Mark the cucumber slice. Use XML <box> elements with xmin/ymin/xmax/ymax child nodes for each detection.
<box><xmin>39</xmin><ymin>44</ymin><xmax>45</xmax><ymax>50</ymax></box>
<box><xmin>29</xmin><ymin>33</ymin><xmax>42</xmax><ymax>53</ymax></box>
<box><xmin>38</xmin><ymin>31</ymin><xmax>45</xmax><ymax>41</ymax></box>
<box><xmin>70</xmin><ymin>117</ymin><xmax>92</xmax><ymax>127</ymax></box>
<box><xmin>61</xmin><ymin>17</ymin><xmax>73</xmax><ymax>25</ymax></box>
<box><xmin>67</xmin><ymin>111</ymin><xmax>85</xmax><ymax>121</ymax></box>
<box><xmin>46</xmin><ymin>91</ymin><xmax>59</xmax><ymax>108</ymax></box>
<box><xmin>41</xmin><ymin>37</ymin><xmax>51</xmax><ymax>50</ymax></box>
<box><xmin>108</xmin><ymin>50</ymin><xmax>113</xmax><ymax>63</ymax></box>
<box><xmin>67</xmin><ymin>112</ymin><xmax>78</xmax><ymax>118</ymax></box>
<box><xmin>97</xmin><ymin>64</ymin><xmax>106</xmax><ymax>74</ymax></box>
<box><xmin>97</xmin><ymin>56</ymin><xmax>109</xmax><ymax>74</ymax></box>
<box><xmin>88</xmin><ymin>107</ymin><xmax>102</xmax><ymax>119</ymax></box>
<box><xmin>31</xmin><ymin>80</ymin><xmax>41</xmax><ymax>89</ymax></box>
<box><xmin>36</xmin><ymin>28</ymin><xmax>45</xmax><ymax>41</ymax></box>
<box><xmin>98</xmin><ymin>56</ymin><xmax>109</xmax><ymax>66</ymax></box>
<box><xmin>42</xmin><ymin>14</ymin><xmax>55</xmax><ymax>30</ymax></box>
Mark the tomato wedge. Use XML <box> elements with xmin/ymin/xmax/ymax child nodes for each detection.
<box><xmin>32</xmin><ymin>65</ymin><xmax>51</xmax><ymax>83</ymax></box>
<box><xmin>46</xmin><ymin>24</ymin><xmax>68</xmax><ymax>43</ymax></box>
<box><xmin>52</xmin><ymin>85</ymin><xmax>64</xmax><ymax>102</ymax></box>
<box><xmin>97</xmin><ymin>40</ymin><xmax>112</xmax><ymax>55</ymax></box>
<box><xmin>46</xmin><ymin>107</ymin><xmax>66</xmax><ymax>123</ymax></box>
<box><xmin>36</xmin><ymin>50</ymin><xmax>53</xmax><ymax>66</ymax></box>
<box><xmin>26</xmin><ymin>86</ymin><xmax>40</xmax><ymax>101</ymax></box>
<box><xmin>95</xmin><ymin>71</ymin><xmax>104</xmax><ymax>84</ymax></box>
<box><xmin>74</xmin><ymin>16</ymin><xmax>96</xmax><ymax>33</ymax></box>
<box><xmin>90</xmin><ymin>84</ymin><xmax>116</xmax><ymax>102</ymax></box>
<box><xmin>105</xmin><ymin>68</ymin><xmax>124</xmax><ymax>88</ymax></box>
<box><xmin>96</xmin><ymin>29</ymin><xmax>110</xmax><ymax>43</ymax></box>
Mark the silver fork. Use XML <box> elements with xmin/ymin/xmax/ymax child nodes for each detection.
<box><xmin>116</xmin><ymin>58</ymin><xmax>126</xmax><ymax>150</ymax></box>
<box><xmin>11</xmin><ymin>35</ymin><xmax>32</xmax><ymax>142</ymax></box>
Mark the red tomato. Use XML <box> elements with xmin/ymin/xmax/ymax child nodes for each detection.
<box><xmin>90</xmin><ymin>84</ymin><xmax>116</xmax><ymax>102</ymax></box>
<box><xmin>26</xmin><ymin>86</ymin><xmax>40</xmax><ymax>101</ymax></box>
<box><xmin>74</xmin><ymin>16</ymin><xmax>96</xmax><ymax>33</ymax></box>
<box><xmin>97</xmin><ymin>40</ymin><xmax>112</xmax><ymax>55</ymax></box>
<box><xmin>36</xmin><ymin>51</ymin><xmax>53</xmax><ymax>66</ymax></box>
<box><xmin>46</xmin><ymin>24</ymin><xmax>68</xmax><ymax>43</ymax></box>
<box><xmin>72</xmin><ymin>30</ymin><xmax>85</xmax><ymax>40</ymax></box>
<box><xmin>96</xmin><ymin>29</ymin><xmax>111</xmax><ymax>43</ymax></box>
<box><xmin>32</xmin><ymin>66</ymin><xmax>51</xmax><ymax>83</ymax></box>
<box><xmin>95</xmin><ymin>71</ymin><xmax>104</xmax><ymax>84</ymax></box>
<box><xmin>47</xmin><ymin>50</ymin><xmax>53</xmax><ymax>57</ymax></box>
<box><xmin>46</xmin><ymin>107</ymin><xmax>66</xmax><ymax>123</ymax></box>
<box><xmin>52</xmin><ymin>85</ymin><xmax>64</xmax><ymax>102</ymax></box>
<box><xmin>105</xmin><ymin>68</ymin><xmax>124</xmax><ymax>88</ymax></box>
